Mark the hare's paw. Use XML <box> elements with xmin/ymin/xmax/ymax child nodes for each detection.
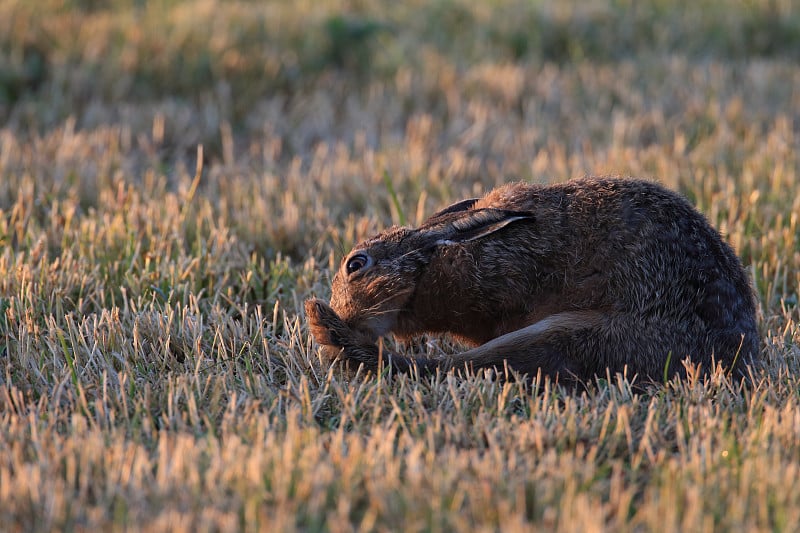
<box><xmin>305</xmin><ymin>298</ymin><xmax>349</xmax><ymax>347</ymax></box>
<box><xmin>319</xmin><ymin>344</ymin><xmax>346</xmax><ymax>363</ymax></box>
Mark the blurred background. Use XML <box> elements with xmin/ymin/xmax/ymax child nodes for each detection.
<box><xmin>1</xmin><ymin>0</ymin><xmax>798</xmax><ymax>284</ymax></box>
<box><xmin>2</xmin><ymin>3</ymin><xmax>800</xmax><ymax>530</ymax></box>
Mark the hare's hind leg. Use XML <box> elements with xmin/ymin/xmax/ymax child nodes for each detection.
<box><xmin>443</xmin><ymin>310</ymin><xmax>606</xmax><ymax>382</ymax></box>
<box><xmin>307</xmin><ymin>298</ymin><xmax>606</xmax><ymax>381</ymax></box>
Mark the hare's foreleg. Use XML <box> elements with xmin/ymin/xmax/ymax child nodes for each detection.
<box><xmin>306</xmin><ymin>298</ymin><xmax>438</xmax><ymax>374</ymax></box>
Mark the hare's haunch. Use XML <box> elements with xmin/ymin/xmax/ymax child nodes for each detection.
<box><xmin>306</xmin><ymin>177</ymin><xmax>759</xmax><ymax>385</ymax></box>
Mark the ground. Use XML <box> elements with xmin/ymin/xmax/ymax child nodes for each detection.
<box><xmin>1</xmin><ymin>1</ymin><xmax>799</xmax><ymax>531</ymax></box>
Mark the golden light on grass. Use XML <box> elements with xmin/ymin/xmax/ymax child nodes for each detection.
<box><xmin>1</xmin><ymin>0</ymin><xmax>799</xmax><ymax>530</ymax></box>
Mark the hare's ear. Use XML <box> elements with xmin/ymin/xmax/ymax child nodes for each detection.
<box><xmin>427</xmin><ymin>198</ymin><xmax>479</xmax><ymax>221</ymax></box>
<box><xmin>429</xmin><ymin>209</ymin><xmax>534</xmax><ymax>245</ymax></box>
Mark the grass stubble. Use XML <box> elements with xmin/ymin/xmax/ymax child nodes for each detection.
<box><xmin>1</xmin><ymin>1</ymin><xmax>800</xmax><ymax>531</ymax></box>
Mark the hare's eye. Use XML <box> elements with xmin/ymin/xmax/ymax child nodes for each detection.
<box><xmin>346</xmin><ymin>253</ymin><xmax>371</xmax><ymax>275</ymax></box>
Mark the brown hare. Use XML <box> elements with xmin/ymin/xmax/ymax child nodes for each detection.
<box><xmin>305</xmin><ymin>177</ymin><xmax>759</xmax><ymax>386</ymax></box>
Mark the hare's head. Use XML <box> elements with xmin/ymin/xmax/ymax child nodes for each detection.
<box><xmin>329</xmin><ymin>198</ymin><xmax>534</xmax><ymax>342</ymax></box>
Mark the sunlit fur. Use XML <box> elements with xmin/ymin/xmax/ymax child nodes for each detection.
<box><xmin>308</xmin><ymin>177</ymin><xmax>760</xmax><ymax>385</ymax></box>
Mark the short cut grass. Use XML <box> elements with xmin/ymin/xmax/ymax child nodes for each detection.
<box><xmin>1</xmin><ymin>0</ymin><xmax>800</xmax><ymax>531</ymax></box>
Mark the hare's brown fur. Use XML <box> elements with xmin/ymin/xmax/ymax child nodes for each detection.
<box><xmin>306</xmin><ymin>177</ymin><xmax>760</xmax><ymax>385</ymax></box>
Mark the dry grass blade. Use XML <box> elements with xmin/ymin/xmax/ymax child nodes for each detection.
<box><xmin>0</xmin><ymin>0</ymin><xmax>799</xmax><ymax>531</ymax></box>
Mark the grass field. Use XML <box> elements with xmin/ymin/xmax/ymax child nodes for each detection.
<box><xmin>2</xmin><ymin>0</ymin><xmax>800</xmax><ymax>530</ymax></box>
